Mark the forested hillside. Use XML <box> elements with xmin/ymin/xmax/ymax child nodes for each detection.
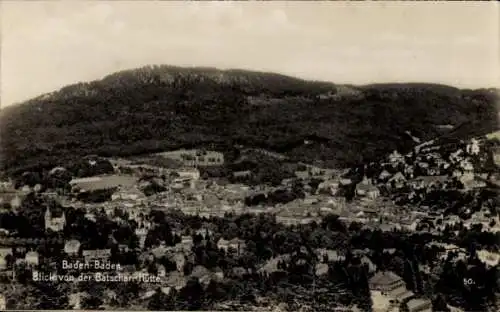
<box><xmin>0</xmin><ymin>65</ymin><xmax>498</xmax><ymax>176</ymax></box>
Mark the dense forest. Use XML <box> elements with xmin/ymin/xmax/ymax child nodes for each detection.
<box><xmin>1</xmin><ymin>65</ymin><xmax>498</xmax><ymax>176</ymax></box>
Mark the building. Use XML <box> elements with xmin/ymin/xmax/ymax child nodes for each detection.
<box><xmin>45</xmin><ymin>208</ymin><xmax>66</xmax><ymax>232</ymax></box>
<box><xmin>316</xmin><ymin>249</ymin><xmax>346</xmax><ymax>262</ymax></box>
<box><xmin>360</xmin><ymin>256</ymin><xmax>377</xmax><ymax>273</ymax></box>
<box><xmin>492</xmin><ymin>146</ymin><xmax>500</xmax><ymax>167</ymax></box>
<box><xmin>190</xmin><ymin>265</ymin><xmax>213</xmax><ymax>286</ymax></box>
<box><xmin>156</xmin><ymin>149</ymin><xmax>224</xmax><ymax>167</ymax></box>
<box><xmin>111</xmin><ymin>186</ymin><xmax>146</xmax><ymax>201</ymax></box>
<box><xmin>369</xmin><ymin>271</ymin><xmax>406</xmax><ymax>293</ymax></box>
<box><xmin>228</xmin><ymin>238</ymin><xmax>246</xmax><ymax>255</ymax></box>
<box><xmin>466</xmin><ymin>138</ymin><xmax>480</xmax><ymax>155</ymax></box>
<box><xmin>176</xmin><ymin>168</ymin><xmax>201</xmax><ymax>181</ymax></box>
<box><xmin>409</xmin><ymin>176</ymin><xmax>448</xmax><ymax>189</ymax></box>
<box><xmin>0</xmin><ymin>248</ymin><xmax>13</xmax><ymax>260</ymax></box>
<box><xmin>406</xmin><ymin>298</ymin><xmax>432</xmax><ymax>312</ymax></box>
<box><xmin>0</xmin><ymin>191</ymin><xmax>25</xmax><ymax>210</ymax></box>
<box><xmin>0</xmin><ymin>294</ymin><xmax>5</xmax><ymax>311</ymax></box>
<box><xmin>232</xmin><ymin>170</ymin><xmax>252</xmax><ymax>179</ymax></box>
<box><xmin>64</xmin><ymin>240</ymin><xmax>81</xmax><ymax>256</ymax></box>
<box><xmin>356</xmin><ymin>177</ymin><xmax>380</xmax><ymax>199</ymax></box>
<box><xmin>378</xmin><ymin>170</ymin><xmax>392</xmax><ymax>181</ymax></box>
<box><xmin>388</xmin><ymin>172</ymin><xmax>407</xmax><ymax>189</ymax></box>
<box><xmin>135</xmin><ymin>227</ymin><xmax>148</xmax><ymax>249</ymax></box>
<box><xmin>82</xmin><ymin>249</ymin><xmax>111</xmax><ymax>262</ymax></box>
<box><xmin>25</xmin><ymin>251</ymin><xmax>39</xmax><ymax>267</ymax></box>
<box><xmin>388</xmin><ymin>150</ymin><xmax>404</xmax><ymax>164</ymax></box>
<box><xmin>318</xmin><ymin>180</ymin><xmax>340</xmax><ymax>196</ymax></box>
<box><xmin>0</xmin><ymin>249</ymin><xmax>9</xmax><ymax>270</ymax></box>
<box><xmin>169</xmin><ymin>252</ymin><xmax>186</xmax><ymax>273</ymax></box>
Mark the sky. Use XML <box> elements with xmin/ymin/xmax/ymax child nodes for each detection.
<box><xmin>1</xmin><ymin>1</ymin><xmax>499</xmax><ymax>108</ymax></box>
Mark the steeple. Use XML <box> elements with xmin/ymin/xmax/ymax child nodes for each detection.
<box><xmin>44</xmin><ymin>207</ymin><xmax>51</xmax><ymax>231</ymax></box>
<box><xmin>45</xmin><ymin>207</ymin><xmax>51</xmax><ymax>220</ymax></box>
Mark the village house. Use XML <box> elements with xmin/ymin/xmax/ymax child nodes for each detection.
<box><xmin>0</xmin><ymin>294</ymin><xmax>6</xmax><ymax>311</ymax></box>
<box><xmin>69</xmin><ymin>292</ymin><xmax>85</xmax><ymax>310</ymax></box>
<box><xmin>406</xmin><ymin>298</ymin><xmax>432</xmax><ymax>312</ymax></box>
<box><xmin>45</xmin><ymin>207</ymin><xmax>66</xmax><ymax>232</ymax></box>
<box><xmin>315</xmin><ymin>262</ymin><xmax>329</xmax><ymax>276</ymax></box>
<box><xmin>369</xmin><ymin>271</ymin><xmax>406</xmax><ymax>294</ymax></box>
<box><xmin>258</xmin><ymin>254</ymin><xmax>291</xmax><ymax>275</ymax></box>
<box><xmin>135</xmin><ymin>227</ymin><xmax>148</xmax><ymax>249</ymax></box>
<box><xmin>0</xmin><ymin>247</ymin><xmax>13</xmax><ymax>271</ymax></box>
<box><xmin>0</xmin><ymin>191</ymin><xmax>25</xmax><ymax>211</ymax></box>
<box><xmin>0</xmin><ymin>255</ymin><xmax>7</xmax><ymax>271</ymax></box>
<box><xmin>111</xmin><ymin>185</ymin><xmax>145</xmax><ymax>202</ymax></box>
<box><xmin>0</xmin><ymin>248</ymin><xmax>13</xmax><ymax>261</ymax></box>
<box><xmin>118</xmin><ymin>244</ymin><xmax>129</xmax><ymax>253</ymax></box>
<box><xmin>476</xmin><ymin>250</ymin><xmax>500</xmax><ymax>267</ymax></box>
<box><xmin>191</xmin><ymin>265</ymin><xmax>213</xmax><ymax>286</ymax></box>
<box><xmin>294</xmin><ymin>170</ymin><xmax>310</xmax><ymax>180</ymax></box>
<box><xmin>25</xmin><ymin>251</ymin><xmax>39</xmax><ymax>267</ymax></box>
<box><xmin>213</xmin><ymin>267</ymin><xmax>224</xmax><ymax>281</ymax></box>
<box><xmin>378</xmin><ymin>170</ymin><xmax>392</xmax><ymax>181</ymax></box>
<box><xmin>84</xmin><ymin>212</ymin><xmax>97</xmax><ymax>222</ymax></box>
<box><xmin>64</xmin><ymin>240</ymin><xmax>81</xmax><ymax>256</ymax></box>
<box><xmin>492</xmin><ymin>146</ymin><xmax>500</xmax><ymax>167</ymax></box>
<box><xmin>228</xmin><ymin>238</ymin><xmax>246</xmax><ymax>254</ymax></box>
<box><xmin>176</xmin><ymin>167</ymin><xmax>201</xmax><ymax>181</ymax></box>
<box><xmin>232</xmin><ymin>170</ymin><xmax>252</xmax><ymax>179</ymax></box>
<box><xmin>176</xmin><ymin>236</ymin><xmax>194</xmax><ymax>252</ymax></box>
<box><xmin>388</xmin><ymin>150</ymin><xmax>405</xmax><ymax>165</ymax></box>
<box><xmin>170</xmin><ymin>252</ymin><xmax>186</xmax><ymax>273</ymax></box>
<box><xmin>459</xmin><ymin>159</ymin><xmax>474</xmax><ymax>172</ymax></box>
<box><xmin>165</xmin><ymin>271</ymin><xmax>187</xmax><ymax>290</ymax></box>
<box><xmin>318</xmin><ymin>180</ymin><xmax>340</xmax><ymax>196</ymax></box>
<box><xmin>360</xmin><ymin>255</ymin><xmax>377</xmax><ymax>274</ymax></box>
<box><xmin>195</xmin><ymin>228</ymin><xmax>213</xmax><ymax>240</ymax></box>
<box><xmin>409</xmin><ymin>175</ymin><xmax>448</xmax><ymax>190</ymax></box>
<box><xmin>356</xmin><ymin>177</ymin><xmax>380</xmax><ymax>200</ymax></box>
<box><xmin>157</xmin><ymin>264</ymin><xmax>167</xmax><ymax>278</ymax></box>
<box><xmin>339</xmin><ymin>178</ymin><xmax>352</xmax><ymax>186</ymax></box>
<box><xmin>82</xmin><ymin>249</ymin><xmax>111</xmax><ymax>262</ymax></box>
<box><xmin>388</xmin><ymin>172</ymin><xmax>407</xmax><ymax>189</ymax></box>
<box><xmin>316</xmin><ymin>249</ymin><xmax>346</xmax><ymax>263</ymax></box>
<box><xmin>466</xmin><ymin>138</ymin><xmax>480</xmax><ymax>155</ymax></box>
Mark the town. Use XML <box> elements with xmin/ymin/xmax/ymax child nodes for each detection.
<box><xmin>0</xmin><ymin>130</ymin><xmax>499</xmax><ymax>312</ymax></box>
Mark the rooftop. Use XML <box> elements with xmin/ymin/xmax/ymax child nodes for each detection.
<box><xmin>369</xmin><ymin>271</ymin><xmax>403</xmax><ymax>286</ymax></box>
<box><xmin>406</xmin><ymin>298</ymin><xmax>431</xmax><ymax>310</ymax></box>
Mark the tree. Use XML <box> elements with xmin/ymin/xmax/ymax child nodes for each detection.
<box><xmin>178</xmin><ymin>278</ymin><xmax>204</xmax><ymax>310</ymax></box>
<box><xmin>81</xmin><ymin>295</ymin><xmax>103</xmax><ymax>310</ymax></box>
<box><xmin>148</xmin><ymin>289</ymin><xmax>170</xmax><ymax>311</ymax></box>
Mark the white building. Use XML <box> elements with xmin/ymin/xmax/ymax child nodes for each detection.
<box><xmin>176</xmin><ymin>168</ymin><xmax>201</xmax><ymax>181</ymax></box>
<box><xmin>45</xmin><ymin>208</ymin><xmax>66</xmax><ymax>232</ymax></box>
<box><xmin>135</xmin><ymin>227</ymin><xmax>148</xmax><ymax>249</ymax></box>
<box><xmin>406</xmin><ymin>298</ymin><xmax>432</xmax><ymax>312</ymax></box>
<box><xmin>388</xmin><ymin>150</ymin><xmax>404</xmax><ymax>164</ymax></box>
<box><xmin>0</xmin><ymin>294</ymin><xmax>5</xmax><ymax>311</ymax></box>
<box><xmin>64</xmin><ymin>240</ymin><xmax>81</xmax><ymax>256</ymax></box>
<box><xmin>466</xmin><ymin>138</ymin><xmax>480</xmax><ymax>155</ymax></box>
<box><xmin>25</xmin><ymin>251</ymin><xmax>39</xmax><ymax>267</ymax></box>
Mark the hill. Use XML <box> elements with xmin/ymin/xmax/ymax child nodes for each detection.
<box><xmin>0</xmin><ymin>65</ymin><xmax>498</xmax><ymax>176</ymax></box>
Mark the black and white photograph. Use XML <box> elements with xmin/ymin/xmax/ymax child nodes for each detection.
<box><xmin>0</xmin><ymin>1</ymin><xmax>499</xmax><ymax>311</ymax></box>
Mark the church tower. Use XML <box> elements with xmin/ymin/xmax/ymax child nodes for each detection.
<box><xmin>44</xmin><ymin>207</ymin><xmax>52</xmax><ymax>230</ymax></box>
